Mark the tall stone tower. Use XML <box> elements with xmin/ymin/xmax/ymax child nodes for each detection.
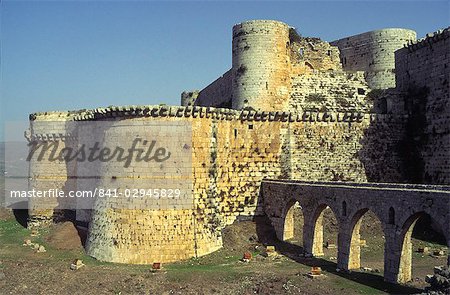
<box><xmin>331</xmin><ymin>29</ymin><xmax>417</xmax><ymax>89</ymax></box>
<box><xmin>231</xmin><ymin>20</ymin><xmax>291</xmax><ymax>110</ymax></box>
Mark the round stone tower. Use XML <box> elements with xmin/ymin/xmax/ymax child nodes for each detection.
<box><xmin>84</xmin><ymin>119</ymin><xmax>222</xmax><ymax>264</ymax></box>
<box><xmin>231</xmin><ymin>20</ymin><xmax>291</xmax><ymax>110</ymax></box>
<box><xmin>331</xmin><ymin>28</ymin><xmax>417</xmax><ymax>89</ymax></box>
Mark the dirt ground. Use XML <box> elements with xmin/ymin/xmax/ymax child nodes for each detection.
<box><xmin>0</xmin><ymin>208</ymin><xmax>448</xmax><ymax>295</ymax></box>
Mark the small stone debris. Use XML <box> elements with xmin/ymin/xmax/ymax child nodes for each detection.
<box><xmin>307</xmin><ymin>267</ymin><xmax>324</xmax><ymax>278</ymax></box>
<box><xmin>242</xmin><ymin>252</ymin><xmax>252</xmax><ymax>262</ymax></box>
<box><xmin>30</xmin><ymin>230</ymin><xmax>39</xmax><ymax>237</ymax></box>
<box><xmin>152</xmin><ymin>262</ymin><xmax>162</xmax><ymax>271</ymax></box>
<box><xmin>324</xmin><ymin>241</ymin><xmax>336</xmax><ymax>249</ymax></box>
<box><xmin>418</xmin><ymin>246</ymin><xmax>430</xmax><ymax>254</ymax></box>
<box><xmin>265</xmin><ymin>245</ymin><xmax>277</xmax><ymax>257</ymax></box>
<box><xmin>248</xmin><ymin>234</ymin><xmax>258</xmax><ymax>242</ymax></box>
<box><xmin>32</xmin><ymin>243</ymin><xmax>40</xmax><ymax>250</ymax></box>
<box><xmin>70</xmin><ymin>259</ymin><xmax>85</xmax><ymax>270</ymax></box>
<box><xmin>329</xmin><ymin>256</ymin><xmax>337</xmax><ymax>260</ymax></box>
<box><xmin>432</xmin><ymin>249</ymin><xmax>446</xmax><ymax>257</ymax></box>
<box><xmin>421</xmin><ymin>265</ymin><xmax>450</xmax><ymax>294</ymax></box>
<box><xmin>266</xmin><ymin>245</ymin><xmax>275</xmax><ymax>252</ymax></box>
<box><xmin>37</xmin><ymin>245</ymin><xmax>46</xmax><ymax>253</ymax></box>
<box><xmin>23</xmin><ymin>239</ymin><xmax>32</xmax><ymax>246</ymax></box>
<box><xmin>360</xmin><ymin>239</ymin><xmax>367</xmax><ymax>247</ymax></box>
<box><xmin>360</xmin><ymin>267</ymin><xmax>373</xmax><ymax>272</ymax></box>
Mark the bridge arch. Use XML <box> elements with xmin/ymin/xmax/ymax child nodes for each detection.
<box><xmin>305</xmin><ymin>203</ymin><xmax>340</xmax><ymax>257</ymax></box>
<box><xmin>397</xmin><ymin>211</ymin><xmax>449</xmax><ymax>283</ymax></box>
<box><xmin>347</xmin><ymin>208</ymin><xmax>386</xmax><ymax>270</ymax></box>
<box><xmin>282</xmin><ymin>198</ymin><xmax>304</xmax><ymax>242</ymax></box>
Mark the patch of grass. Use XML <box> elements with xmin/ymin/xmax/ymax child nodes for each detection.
<box><xmin>165</xmin><ymin>262</ymin><xmax>246</xmax><ymax>283</ymax></box>
<box><xmin>0</xmin><ymin>219</ymin><xmax>30</xmax><ymax>245</ymax></box>
<box><xmin>330</xmin><ymin>277</ymin><xmax>385</xmax><ymax>295</ymax></box>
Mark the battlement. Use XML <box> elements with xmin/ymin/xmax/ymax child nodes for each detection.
<box><xmin>30</xmin><ymin>104</ymin><xmax>404</xmax><ymax>125</ymax></box>
<box><xmin>232</xmin><ymin>19</ymin><xmax>289</xmax><ymax>32</ymax></box>
<box><xmin>403</xmin><ymin>27</ymin><xmax>450</xmax><ymax>52</ymax></box>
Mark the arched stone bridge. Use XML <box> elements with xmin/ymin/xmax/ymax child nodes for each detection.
<box><xmin>261</xmin><ymin>179</ymin><xmax>450</xmax><ymax>284</ymax></box>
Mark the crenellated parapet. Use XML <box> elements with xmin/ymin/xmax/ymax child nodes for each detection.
<box><xmin>24</xmin><ymin>131</ymin><xmax>76</xmax><ymax>142</ymax></box>
<box><xmin>30</xmin><ymin>104</ymin><xmax>402</xmax><ymax>125</ymax></box>
<box><xmin>402</xmin><ymin>27</ymin><xmax>449</xmax><ymax>52</ymax></box>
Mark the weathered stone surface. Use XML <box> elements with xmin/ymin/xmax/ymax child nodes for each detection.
<box><xmin>395</xmin><ymin>28</ymin><xmax>450</xmax><ymax>185</ymax></box>
<box><xmin>331</xmin><ymin>28</ymin><xmax>417</xmax><ymax>89</ymax></box>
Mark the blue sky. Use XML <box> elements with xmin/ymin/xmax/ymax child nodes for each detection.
<box><xmin>1</xmin><ymin>0</ymin><xmax>449</xmax><ymax>140</ymax></box>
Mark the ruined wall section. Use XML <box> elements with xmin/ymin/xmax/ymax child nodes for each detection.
<box><xmin>231</xmin><ymin>20</ymin><xmax>291</xmax><ymax>110</ymax></box>
<box><xmin>395</xmin><ymin>28</ymin><xmax>450</xmax><ymax>184</ymax></box>
<box><xmin>193</xmin><ymin>69</ymin><xmax>233</xmax><ymax>108</ymax></box>
<box><xmin>289</xmin><ymin>36</ymin><xmax>341</xmax><ymax>74</ymax></box>
<box><xmin>331</xmin><ymin>29</ymin><xmax>417</xmax><ymax>89</ymax></box>
<box><xmin>355</xmin><ymin>114</ymin><xmax>407</xmax><ymax>182</ymax></box>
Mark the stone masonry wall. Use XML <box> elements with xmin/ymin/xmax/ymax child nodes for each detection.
<box><xmin>181</xmin><ymin>90</ymin><xmax>199</xmax><ymax>106</ymax></box>
<box><xmin>29</xmin><ymin>105</ymin><xmax>407</xmax><ymax>263</ymax></box>
<box><xmin>194</xmin><ymin>69</ymin><xmax>232</xmax><ymax>108</ymax></box>
<box><xmin>395</xmin><ymin>28</ymin><xmax>450</xmax><ymax>184</ymax></box>
<box><xmin>289</xmin><ymin>36</ymin><xmax>341</xmax><ymax>73</ymax></box>
<box><xmin>331</xmin><ymin>29</ymin><xmax>417</xmax><ymax>89</ymax></box>
<box><xmin>288</xmin><ymin>113</ymin><xmax>406</xmax><ymax>182</ymax></box>
<box><xmin>289</xmin><ymin>71</ymin><xmax>372</xmax><ymax>113</ymax></box>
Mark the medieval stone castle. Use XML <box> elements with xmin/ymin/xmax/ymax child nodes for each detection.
<box><xmin>26</xmin><ymin>20</ymin><xmax>449</xmax><ymax>284</ymax></box>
